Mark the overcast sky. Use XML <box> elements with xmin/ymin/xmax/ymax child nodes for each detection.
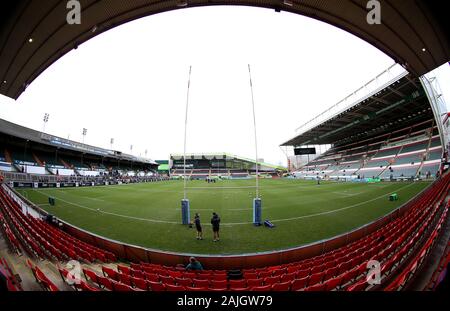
<box><xmin>0</xmin><ymin>6</ymin><xmax>448</xmax><ymax>166</ymax></box>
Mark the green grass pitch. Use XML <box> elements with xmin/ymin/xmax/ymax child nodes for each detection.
<box><xmin>17</xmin><ymin>179</ymin><xmax>430</xmax><ymax>255</ymax></box>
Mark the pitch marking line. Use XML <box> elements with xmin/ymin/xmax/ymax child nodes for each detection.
<box><xmin>33</xmin><ymin>183</ymin><xmax>416</xmax><ymax>226</ymax></box>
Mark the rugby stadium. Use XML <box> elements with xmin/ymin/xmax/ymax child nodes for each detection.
<box><xmin>0</xmin><ymin>0</ymin><xmax>449</xmax><ymax>297</ymax></box>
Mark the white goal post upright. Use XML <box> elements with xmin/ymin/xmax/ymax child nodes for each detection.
<box><xmin>248</xmin><ymin>64</ymin><xmax>262</xmax><ymax>226</ymax></box>
<box><xmin>181</xmin><ymin>65</ymin><xmax>192</xmax><ymax>225</ymax></box>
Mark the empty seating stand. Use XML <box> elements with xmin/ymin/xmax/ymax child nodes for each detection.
<box><xmin>1</xmin><ymin>170</ymin><xmax>449</xmax><ymax>292</ymax></box>
<box><xmin>0</xmin><ymin>185</ymin><xmax>116</xmax><ymax>264</ymax></box>
<box><xmin>0</xmin><ymin>257</ymin><xmax>22</xmax><ymax>291</ymax></box>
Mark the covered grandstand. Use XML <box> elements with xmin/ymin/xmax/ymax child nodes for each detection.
<box><xmin>170</xmin><ymin>153</ymin><xmax>287</xmax><ymax>179</ymax></box>
<box><xmin>0</xmin><ymin>118</ymin><xmax>160</xmax><ymax>187</ymax></box>
<box><xmin>282</xmin><ymin>64</ymin><xmax>448</xmax><ymax>182</ymax></box>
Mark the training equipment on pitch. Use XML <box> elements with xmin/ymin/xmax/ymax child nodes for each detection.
<box><xmin>264</xmin><ymin>219</ymin><xmax>275</xmax><ymax>228</ymax></box>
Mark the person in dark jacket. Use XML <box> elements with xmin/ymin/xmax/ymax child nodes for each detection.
<box><xmin>185</xmin><ymin>257</ymin><xmax>203</xmax><ymax>271</ymax></box>
<box><xmin>211</xmin><ymin>212</ymin><xmax>221</xmax><ymax>242</ymax></box>
<box><xmin>194</xmin><ymin>213</ymin><xmax>203</xmax><ymax>240</ymax></box>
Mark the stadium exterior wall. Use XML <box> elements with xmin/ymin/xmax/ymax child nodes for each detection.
<box><xmin>9</xmin><ymin>182</ymin><xmax>432</xmax><ymax>270</ymax></box>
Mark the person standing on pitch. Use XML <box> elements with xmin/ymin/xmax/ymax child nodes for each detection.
<box><xmin>211</xmin><ymin>212</ymin><xmax>221</xmax><ymax>242</ymax></box>
<box><xmin>194</xmin><ymin>213</ymin><xmax>203</xmax><ymax>240</ymax></box>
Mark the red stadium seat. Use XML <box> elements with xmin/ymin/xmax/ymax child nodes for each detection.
<box><xmin>258</xmin><ymin>270</ymin><xmax>272</xmax><ymax>279</ymax></box>
<box><xmin>184</xmin><ymin>272</ymin><xmax>196</xmax><ymax>279</ymax></box>
<box><xmin>117</xmin><ymin>265</ymin><xmax>131</xmax><ymax>275</ymax></box>
<box><xmin>175</xmin><ymin>277</ymin><xmax>193</xmax><ymax>287</ymax></box>
<box><xmin>144</xmin><ymin>272</ymin><xmax>159</xmax><ymax>282</ymax></box>
<box><xmin>340</xmin><ymin>267</ymin><xmax>360</xmax><ymax>287</ymax></box>
<box><xmin>308</xmin><ymin>272</ymin><xmax>324</xmax><ymax>286</ymax></box>
<box><xmin>291</xmin><ymin>277</ymin><xmax>309</xmax><ymax>291</ymax></box>
<box><xmin>83</xmin><ymin>268</ymin><xmax>99</xmax><ymax>285</ymax></box>
<box><xmin>159</xmin><ymin>275</ymin><xmax>175</xmax><ymax>285</ymax></box>
<box><xmin>119</xmin><ymin>273</ymin><xmax>132</xmax><ymax>286</ymax></box>
<box><xmin>102</xmin><ymin>266</ymin><xmax>118</xmax><ymax>281</ymax></box>
<box><xmin>296</xmin><ymin>268</ymin><xmax>310</xmax><ymax>279</ymax></box>
<box><xmin>346</xmin><ymin>279</ymin><xmax>367</xmax><ymax>291</ymax></box>
<box><xmin>281</xmin><ymin>272</ymin><xmax>296</xmax><ymax>283</ymax></box>
<box><xmin>97</xmin><ymin>276</ymin><xmax>113</xmax><ymax>290</ymax></box>
<box><xmin>76</xmin><ymin>280</ymin><xmax>101</xmax><ymax>292</ymax></box>
<box><xmin>193</xmin><ymin>278</ymin><xmax>210</xmax><ymax>288</ymax></box>
<box><xmin>168</xmin><ymin>270</ymin><xmax>183</xmax><ymax>279</ymax></box>
<box><xmin>131</xmin><ymin>269</ymin><xmax>144</xmax><ymax>279</ymax></box>
<box><xmin>243</xmin><ymin>272</ymin><xmax>257</xmax><ymax>279</ymax></box>
<box><xmin>311</xmin><ymin>265</ymin><xmax>323</xmax><ymax>275</ymax></box>
<box><xmin>210</xmin><ymin>279</ymin><xmax>227</xmax><ymax>289</ymax></box>
<box><xmin>112</xmin><ymin>280</ymin><xmax>133</xmax><ymax>291</ymax></box>
<box><xmin>304</xmin><ymin>282</ymin><xmax>326</xmax><ymax>291</ymax></box>
<box><xmin>147</xmin><ymin>281</ymin><xmax>166</xmax><ymax>291</ymax></box>
<box><xmin>324</xmin><ymin>276</ymin><xmax>343</xmax><ymax>291</ymax></box>
<box><xmin>229</xmin><ymin>279</ymin><xmax>246</xmax><ymax>289</ymax></box>
<box><xmin>324</xmin><ymin>267</ymin><xmax>339</xmax><ymax>281</ymax></box>
<box><xmin>271</xmin><ymin>281</ymin><xmax>291</xmax><ymax>291</ymax></box>
<box><xmin>272</xmin><ymin>268</ymin><xmax>286</xmax><ymax>277</ymax></box>
<box><xmin>212</xmin><ymin>274</ymin><xmax>228</xmax><ymax>281</ymax></box>
<box><xmin>246</xmin><ymin>278</ymin><xmax>263</xmax><ymax>288</ymax></box>
<box><xmin>264</xmin><ymin>276</ymin><xmax>281</xmax><ymax>286</ymax></box>
<box><xmin>131</xmin><ymin>276</ymin><xmax>148</xmax><ymax>290</ymax></box>
<box><xmin>130</xmin><ymin>263</ymin><xmax>141</xmax><ymax>271</ymax></box>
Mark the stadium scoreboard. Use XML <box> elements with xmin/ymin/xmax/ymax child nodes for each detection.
<box><xmin>294</xmin><ymin>147</ymin><xmax>316</xmax><ymax>155</ymax></box>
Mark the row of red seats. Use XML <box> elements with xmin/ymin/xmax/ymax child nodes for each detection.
<box><xmin>100</xmin><ymin>264</ymin><xmax>358</xmax><ymax>291</ymax></box>
<box><xmin>0</xmin><ymin>192</ymin><xmax>48</xmax><ymax>259</ymax></box>
<box><xmin>26</xmin><ymin>259</ymin><xmax>59</xmax><ymax>291</ymax></box>
<box><xmin>99</xmin><ymin>174</ymin><xmax>450</xmax><ymax>291</ymax></box>
<box><xmin>0</xmin><ymin>210</ymin><xmax>21</xmax><ymax>255</ymax></box>
<box><xmin>347</xmin><ymin>174</ymin><xmax>450</xmax><ymax>290</ymax></box>
<box><xmin>26</xmin><ymin>214</ymin><xmax>115</xmax><ymax>262</ymax></box>
<box><xmin>385</xmin><ymin>201</ymin><xmax>449</xmax><ymax>291</ymax></box>
<box><xmin>426</xmin><ymin>221</ymin><xmax>450</xmax><ymax>290</ymax></box>
<box><xmin>4</xmin><ymin>186</ymin><xmax>116</xmax><ymax>262</ymax></box>
<box><xmin>0</xmin><ymin>185</ymin><xmax>116</xmax><ymax>263</ymax></box>
<box><xmin>0</xmin><ymin>257</ymin><xmax>22</xmax><ymax>291</ymax></box>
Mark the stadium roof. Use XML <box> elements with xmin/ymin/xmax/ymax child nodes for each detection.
<box><xmin>170</xmin><ymin>152</ymin><xmax>287</xmax><ymax>170</ymax></box>
<box><xmin>281</xmin><ymin>67</ymin><xmax>436</xmax><ymax>147</ymax></box>
<box><xmin>0</xmin><ymin>117</ymin><xmax>157</xmax><ymax>165</ymax></box>
<box><xmin>1</xmin><ymin>1</ymin><xmax>449</xmax><ymax>100</ymax></box>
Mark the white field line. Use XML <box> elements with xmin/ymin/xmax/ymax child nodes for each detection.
<box><xmin>32</xmin><ymin>183</ymin><xmax>416</xmax><ymax>226</ymax></box>
<box><xmin>33</xmin><ymin>189</ymin><xmax>180</xmax><ymax>225</ymax></box>
<box><xmin>332</xmin><ymin>191</ymin><xmax>364</xmax><ymax>197</ymax></box>
<box><xmin>186</xmin><ymin>186</ymin><xmax>257</xmax><ymax>190</ymax></box>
